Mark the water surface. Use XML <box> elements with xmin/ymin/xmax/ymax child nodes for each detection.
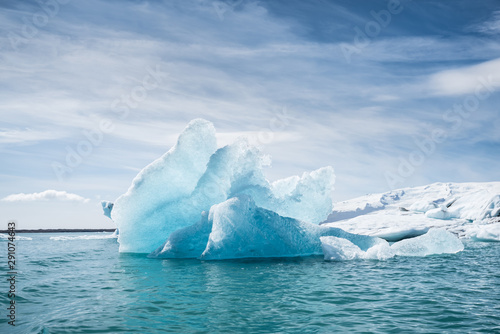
<box><xmin>1</xmin><ymin>233</ymin><xmax>499</xmax><ymax>333</ymax></box>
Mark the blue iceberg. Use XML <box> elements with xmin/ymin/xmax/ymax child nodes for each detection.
<box><xmin>109</xmin><ymin>119</ymin><xmax>338</xmax><ymax>256</ymax></box>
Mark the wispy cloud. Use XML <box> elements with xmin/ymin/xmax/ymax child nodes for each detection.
<box><xmin>0</xmin><ymin>128</ymin><xmax>69</xmax><ymax>144</ymax></box>
<box><xmin>1</xmin><ymin>190</ymin><xmax>90</xmax><ymax>203</ymax></box>
<box><xmin>468</xmin><ymin>10</ymin><xmax>500</xmax><ymax>35</ymax></box>
<box><xmin>427</xmin><ymin>58</ymin><xmax>500</xmax><ymax>96</ymax></box>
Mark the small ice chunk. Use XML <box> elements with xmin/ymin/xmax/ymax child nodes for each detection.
<box><xmin>390</xmin><ymin>228</ymin><xmax>464</xmax><ymax>256</ymax></box>
<box><xmin>101</xmin><ymin>201</ymin><xmax>114</xmax><ymax>219</ymax></box>
<box><xmin>372</xmin><ymin>227</ymin><xmax>429</xmax><ymax>242</ymax></box>
<box><xmin>322</xmin><ymin>228</ymin><xmax>464</xmax><ymax>261</ymax></box>
<box><xmin>320</xmin><ymin>236</ymin><xmax>394</xmax><ymax>261</ymax></box>
<box><xmin>468</xmin><ymin>222</ymin><xmax>500</xmax><ymax>242</ymax></box>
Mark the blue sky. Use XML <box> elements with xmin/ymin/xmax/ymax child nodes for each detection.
<box><xmin>1</xmin><ymin>0</ymin><xmax>499</xmax><ymax>228</ymax></box>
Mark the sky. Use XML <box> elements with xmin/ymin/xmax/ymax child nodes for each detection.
<box><xmin>1</xmin><ymin>0</ymin><xmax>499</xmax><ymax>229</ymax></box>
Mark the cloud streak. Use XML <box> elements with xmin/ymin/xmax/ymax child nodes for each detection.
<box><xmin>427</xmin><ymin>58</ymin><xmax>500</xmax><ymax>96</ymax></box>
<box><xmin>1</xmin><ymin>190</ymin><xmax>90</xmax><ymax>203</ymax></box>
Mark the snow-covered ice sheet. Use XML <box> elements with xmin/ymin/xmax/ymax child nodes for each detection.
<box><xmin>323</xmin><ymin>182</ymin><xmax>500</xmax><ymax>241</ymax></box>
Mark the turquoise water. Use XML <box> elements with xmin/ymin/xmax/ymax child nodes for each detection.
<box><xmin>1</xmin><ymin>233</ymin><xmax>499</xmax><ymax>333</ymax></box>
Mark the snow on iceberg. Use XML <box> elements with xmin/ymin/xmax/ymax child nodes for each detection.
<box><xmin>110</xmin><ymin>119</ymin><xmax>335</xmax><ymax>254</ymax></box>
<box><xmin>151</xmin><ymin>195</ymin><xmax>383</xmax><ymax>260</ymax></box>
<box><xmin>321</xmin><ymin>228</ymin><xmax>464</xmax><ymax>261</ymax></box>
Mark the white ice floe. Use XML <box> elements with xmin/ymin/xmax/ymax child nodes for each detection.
<box><xmin>464</xmin><ymin>222</ymin><xmax>500</xmax><ymax>242</ymax></box>
<box><xmin>321</xmin><ymin>228</ymin><xmax>464</xmax><ymax>261</ymax></box>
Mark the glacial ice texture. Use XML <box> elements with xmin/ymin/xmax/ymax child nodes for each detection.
<box><xmin>111</xmin><ymin>119</ymin><xmax>336</xmax><ymax>254</ymax></box>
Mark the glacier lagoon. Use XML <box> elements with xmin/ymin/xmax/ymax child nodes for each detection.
<box><xmin>3</xmin><ymin>233</ymin><xmax>500</xmax><ymax>333</ymax></box>
<box><xmin>6</xmin><ymin>120</ymin><xmax>498</xmax><ymax>332</ymax></box>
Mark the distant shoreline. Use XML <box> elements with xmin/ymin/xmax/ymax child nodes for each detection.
<box><xmin>0</xmin><ymin>229</ymin><xmax>116</xmax><ymax>234</ymax></box>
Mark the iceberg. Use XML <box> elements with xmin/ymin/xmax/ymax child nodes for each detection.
<box><xmin>321</xmin><ymin>228</ymin><xmax>464</xmax><ymax>261</ymax></box>
<box><xmin>110</xmin><ymin>119</ymin><xmax>336</xmax><ymax>254</ymax></box>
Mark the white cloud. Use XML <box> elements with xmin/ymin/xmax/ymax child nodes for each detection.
<box><xmin>1</xmin><ymin>190</ymin><xmax>90</xmax><ymax>203</ymax></box>
<box><xmin>427</xmin><ymin>58</ymin><xmax>500</xmax><ymax>96</ymax></box>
